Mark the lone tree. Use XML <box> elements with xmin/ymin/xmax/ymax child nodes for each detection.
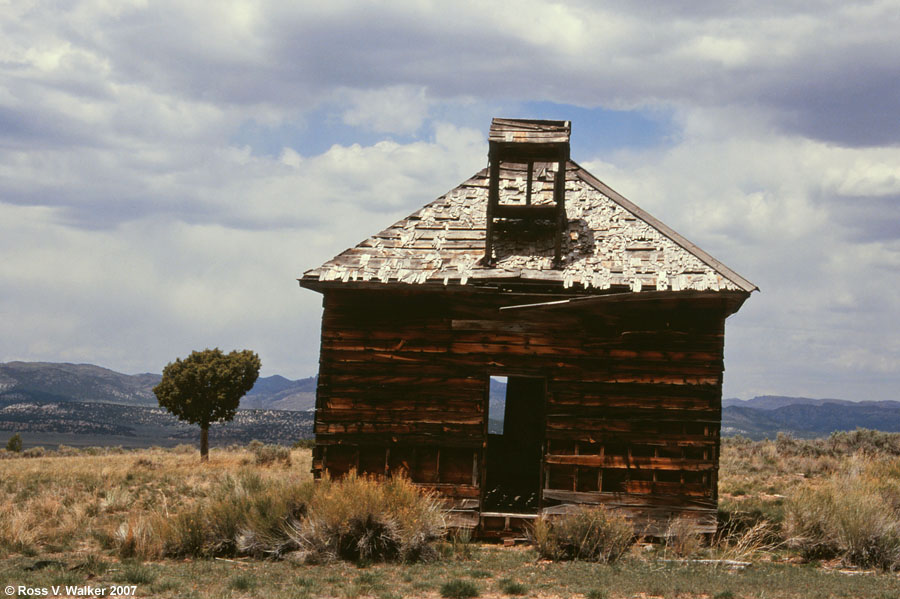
<box><xmin>154</xmin><ymin>348</ymin><xmax>260</xmax><ymax>461</ymax></box>
<box><xmin>6</xmin><ymin>433</ymin><xmax>22</xmax><ymax>453</ymax></box>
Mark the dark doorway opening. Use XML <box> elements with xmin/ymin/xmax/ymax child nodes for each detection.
<box><xmin>484</xmin><ymin>375</ymin><xmax>545</xmax><ymax>513</ymax></box>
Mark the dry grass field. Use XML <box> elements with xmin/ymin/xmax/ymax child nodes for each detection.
<box><xmin>1</xmin><ymin>434</ymin><xmax>899</xmax><ymax>599</ymax></box>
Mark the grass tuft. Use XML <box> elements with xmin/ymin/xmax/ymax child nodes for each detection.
<box><xmin>117</xmin><ymin>562</ymin><xmax>157</xmax><ymax>584</ymax></box>
<box><xmin>247</xmin><ymin>440</ymin><xmax>292</xmax><ymax>467</ymax></box>
<box><xmin>229</xmin><ymin>572</ymin><xmax>258</xmax><ymax>591</ymax></box>
<box><xmin>531</xmin><ymin>506</ymin><xmax>634</xmax><ymax>562</ymax></box>
<box><xmin>288</xmin><ymin>472</ymin><xmax>446</xmax><ymax>564</ymax></box>
<box><xmin>498</xmin><ymin>577</ymin><xmax>527</xmax><ymax>595</ymax></box>
<box><xmin>440</xmin><ymin>579</ymin><xmax>480</xmax><ymax>598</ymax></box>
<box><xmin>664</xmin><ymin>516</ymin><xmax>704</xmax><ymax>558</ymax></box>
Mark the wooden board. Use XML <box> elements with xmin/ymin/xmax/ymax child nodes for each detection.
<box><xmin>310</xmin><ymin>287</ymin><xmax>730</xmax><ymax>533</ymax></box>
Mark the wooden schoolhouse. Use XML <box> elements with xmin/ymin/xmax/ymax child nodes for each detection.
<box><xmin>300</xmin><ymin>118</ymin><xmax>756</xmax><ymax>535</ymax></box>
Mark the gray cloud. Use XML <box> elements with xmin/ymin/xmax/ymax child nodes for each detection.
<box><xmin>2</xmin><ymin>0</ymin><xmax>900</xmax><ymax>399</ymax></box>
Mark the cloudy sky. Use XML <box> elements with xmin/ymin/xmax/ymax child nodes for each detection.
<box><xmin>2</xmin><ymin>1</ymin><xmax>899</xmax><ymax>401</ymax></box>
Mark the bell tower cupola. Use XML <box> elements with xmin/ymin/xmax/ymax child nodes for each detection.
<box><xmin>484</xmin><ymin>118</ymin><xmax>571</xmax><ymax>267</ymax></box>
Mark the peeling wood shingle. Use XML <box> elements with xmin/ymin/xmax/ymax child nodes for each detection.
<box><xmin>302</xmin><ymin>161</ymin><xmax>756</xmax><ymax>293</ymax></box>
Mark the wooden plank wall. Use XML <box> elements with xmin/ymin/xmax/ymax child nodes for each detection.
<box><xmin>312</xmin><ymin>287</ymin><xmax>730</xmax><ymax>528</ymax></box>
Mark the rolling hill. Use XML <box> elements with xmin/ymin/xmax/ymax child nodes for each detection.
<box><xmin>0</xmin><ymin>361</ymin><xmax>316</xmax><ymax>411</ymax></box>
<box><xmin>722</xmin><ymin>396</ymin><xmax>900</xmax><ymax>439</ymax></box>
<box><xmin>4</xmin><ymin>361</ymin><xmax>899</xmax><ymax>444</ymax></box>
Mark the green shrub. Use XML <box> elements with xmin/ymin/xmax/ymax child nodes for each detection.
<box><xmin>22</xmin><ymin>446</ymin><xmax>44</xmax><ymax>458</ymax></box>
<box><xmin>769</xmin><ymin>429</ymin><xmax>900</xmax><ymax>459</ymax></box>
<box><xmin>250</xmin><ymin>443</ymin><xmax>292</xmax><ymax>466</ymax></box>
<box><xmin>785</xmin><ymin>457</ymin><xmax>900</xmax><ymax>570</ymax></box>
<box><xmin>72</xmin><ymin>554</ymin><xmax>108</xmax><ymax>576</ymax></box>
<box><xmin>531</xmin><ymin>506</ymin><xmax>634</xmax><ymax>562</ymax></box>
<box><xmin>117</xmin><ymin>562</ymin><xmax>157</xmax><ymax>585</ymax></box>
<box><xmin>289</xmin><ymin>472</ymin><xmax>446</xmax><ymax>564</ymax></box>
<box><xmin>498</xmin><ymin>578</ymin><xmax>527</xmax><ymax>595</ymax></box>
<box><xmin>229</xmin><ymin>573</ymin><xmax>257</xmax><ymax>591</ymax></box>
<box><xmin>6</xmin><ymin>433</ymin><xmax>22</xmax><ymax>453</ymax></box>
<box><xmin>440</xmin><ymin>579</ymin><xmax>479</xmax><ymax>598</ymax></box>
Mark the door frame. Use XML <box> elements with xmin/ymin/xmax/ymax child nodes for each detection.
<box><xmin>481</xmin><ymin>372</ymin><xmax>548</xmax><ymax>513</ymax></box>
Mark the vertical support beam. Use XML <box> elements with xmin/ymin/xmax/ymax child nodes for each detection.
<box><xmin>525</xmin><ymin>160</ymin><xmax>534</xmax><ymax>206</ymax></box>
<box><xmin>553</xmin><ymin>151</ymin><xmax>568</xmax><ymax>268</ymax></box>
<box><xmin>573</xmin><ymin>441</ymin><xmax>579</xmax><ymax>491</ymax></box>
<box><xmin>472</xmin><ymin>449</ymin><xmax>479</xmax><ymax>487</ymax></box>
<box><xmin>435</xmin><ymin>447</ymin><xmax>442</xmax><ymax>483</ymax></box>
<box><xmin>484</xmin><ymin>144</ymin><xmax>500</xmax><ymax>266</ymax></box>
<box><xmin>597</xmin><ymin>445</ymin><xmax>604</xmax><ymax>491</ymax></box>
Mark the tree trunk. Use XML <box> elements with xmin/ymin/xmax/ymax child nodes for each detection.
<box><xmin>200</xmin><ymin>425</ymin><xmax>209</xmax><ymax>462</ymax></box>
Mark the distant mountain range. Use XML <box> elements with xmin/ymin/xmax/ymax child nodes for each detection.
<box><xmin>0</xmin><ymin>361</ymin><xmax>317</xmax><ymax>447</ymax></box>
<box><xmin>0</xmin><ymin>361</ymin><xmax>316</xmax><ymax>411</ymax></box>
<box><xmin>0</xmin><ymin>400</ymin><xmax>313</xmax><ymax>448</ymax></box>
<box><xmin>2</xmin><ymin>362</ymin><xmax>898</xmax><ymax>445</ymax></box>
<box><xmin>722</xmin><ymin>395</ymin><xmax>900</xmax><ymax>439</ymax></box>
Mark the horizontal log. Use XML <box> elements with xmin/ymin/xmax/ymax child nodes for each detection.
<box><xmin>545</xmin><ymin>454</ymin><xmax>715</xmax><ymax>471</ymax></box>
<box><xmin>540</xmin><ymin>503</ymin><xmax>718</xmax><ymax>535</ymax></box>
<box><xmin>317</xmin><ymin>411</ymin><xmax>483</xmax><ymax>426</ymax></box>
<box><xmin>549</xmin><ymin>394</ymin><xmax>715</xmax><ymax>411</ymax></box>
<box><xmin>315</xmin><ymin>422</ymin><xmax>482</xmax><ymax>437</ymax></box>
<box><xmin>314</xmin><ymin>434</ymin><xmax>484</xmax><ymax>448</ymax></box>
<box><xmin>546</xmin><ymin>406</ymin><xmax>720</xmax><ymax>421</ymax></box>
<box><xmin>317</xmin><ymin>374</ymin><xmax>483</xmax><ymax>389</ymax></box>
<box><xmin>624</xmin><ymin>480</ymin><xmax>710</xmax><ymax>497</ymax></box>
<box><xmin>540</xmin><ymin>489</ymin><xmax>716</xmax><ymax>510</ymax></box>
<box><xmin>446</xmin><ymin>511</ymin><xmax>481</xmax><ymax>528</ymax></box>
<box><xmin>544</xmin><ymin>432</ymin><xmax>716</xmax><ymax>446</ymax></box>
<box><xmin>319</xmin><ymin>353</ymin><xmax>724</xmax><ymax>384</ymax></box>
<box><xmin>323</xmin><ymin>395</ymin><xmax>482</xmax><ymax>410</ymax></box>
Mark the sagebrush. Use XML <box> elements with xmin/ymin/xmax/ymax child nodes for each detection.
<box><xmin>785</xmin><ymin>456</ymin><xmax>900</xmax><ymax>570</ymax></box>
<box><xmin>530</xmin><ymin>506</ymin><xmax>634</xmax><ymax>562</ymax></box>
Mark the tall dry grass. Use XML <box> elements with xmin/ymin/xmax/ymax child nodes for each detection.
<box><xmin>530</xmin><ymin>506</ymin><xmax>634</xmax><ymax>562</ymax></box>
<box><xmin>114</xmin><ymin>469</ymin><xmax>445</xmax><ymax>563</ymax></box>
<box><xmin>784</xmin><ymin>455</ymin><xmax>900</xmax><ymax>570</ymax></box>
<box><xmin>3</xmin><ymin>431</ymin><xmax>900</xmax><ymax>572</ymax></box>
<box><xmin>0</xmin><ymin>446</ymin><xmax>309</xmax><ymax>558</ymax></box>
<box><xmin>287</xmin><ymin>472</ymin><xmax>447</xmax><ymax>563</ymax></box>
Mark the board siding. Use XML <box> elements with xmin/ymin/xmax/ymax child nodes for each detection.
<box><xmin>312</xmin><ymin>287</ymin><xmax>732</xmax><ymax>526</ymax></box>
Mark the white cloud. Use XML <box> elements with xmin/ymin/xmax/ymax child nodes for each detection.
<box><xmin>582</xmin><ymin>112</ymin><xmax>900</xmax><ymax>400</ymax></box>
<box><xmin>341</xmin><ymin>85</ymin><xmax>430</xmax><ymax>135</ymax></box>
<box><xmin>2</xmin><ymin>0</ymin><xmax>900</xmax><ymax>401</ymax></box>
<box><xmin>0</xmin><ymin>119</ymin><xmax>485</xmax><ymax>377</ymax></box>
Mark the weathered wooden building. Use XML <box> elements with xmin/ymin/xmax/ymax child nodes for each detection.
<box><xmin>300</xmin><ymin>118</ymin><xmax>756</xmax><ymax>535</ymax></box>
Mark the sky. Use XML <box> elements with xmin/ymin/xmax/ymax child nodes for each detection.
<box><xmin>2</xmin><ymin>1</ymin><xmax>899</xmax><ymax>402</ymax></box>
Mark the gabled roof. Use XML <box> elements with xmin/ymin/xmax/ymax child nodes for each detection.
<box><xmin>301</xmin><ymin>160</ymin><xmax>757</xmax><ymax>294</ymax></box>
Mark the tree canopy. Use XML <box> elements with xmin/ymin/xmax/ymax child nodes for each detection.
<box><xmin>154</xmin><ymin>348</ymin><xmax>260</xmax><ymax>460</ymax></box>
